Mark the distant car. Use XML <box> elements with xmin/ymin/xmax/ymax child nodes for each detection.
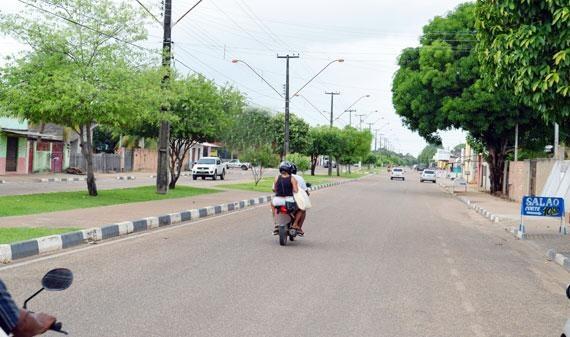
<box><xmin>323</xmin><ymin>160</ymin><xmax>337</xmax><ymax>168</ymax></box>
<box><xmin>420</xmin><ymin>169</ymin><xmax>437</xmax><ymax>183</ymax></box>
<box><xmin>226</xmin><ymin>159</ymin><xmax>251</xmax><ymax>170</ymax></box>
<box><xmin>192</xmin><ymin>157</ymin><xmax>226</xmax><ymax>180</ymax></box>
<box><xmin>390</xmin><ymin>167</ymin><xmax>405</xmax><ymax>181</ymax></box>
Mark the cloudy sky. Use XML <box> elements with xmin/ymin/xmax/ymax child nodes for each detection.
<box><xmin>0</xmin><ymin>0</ymin><xmax>469</xmax><ymax>156</ymax></box>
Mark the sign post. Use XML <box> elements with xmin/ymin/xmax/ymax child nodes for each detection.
<box><xmin>519</xmin><ymin>196</ymin><xmax>565</xmax><ymax>239</ymax></box>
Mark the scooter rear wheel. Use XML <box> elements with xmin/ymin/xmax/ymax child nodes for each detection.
<box><xmin>278</xmin><ymin>225</ymin><xmax>288</xmax><ymax>246</ymax></box>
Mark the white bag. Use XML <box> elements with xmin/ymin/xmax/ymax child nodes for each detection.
<box><xmin>294</xmin><ymin>190</ymin><xmax>312</xmax><ymax>210</ymax></box>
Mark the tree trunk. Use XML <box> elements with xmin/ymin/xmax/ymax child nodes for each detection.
<box><xmin>80</xmin><ymin>124</ymin><xmax>98</xmax><ymax>196</ymax></box>
<box><xmin>168</xmin><ymin>139</ymin><xmax>192</xmax><ymax>190</ymax></box>
<box><xmin>310</xmin><ymin>155</ymin><xmax>317</xmax><ymax>176</ymax></box>
<box><xmin>486</xmin><ymin>141</ymin><xmax>508</xmax><ymax>195</ymax></box>
<box><xmin>336</xmin><ymin>157</ymin><xmax>340</xmax><ymax>176</ymax></box>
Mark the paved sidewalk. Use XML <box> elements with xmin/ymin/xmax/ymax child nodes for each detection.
<box><xmin>439</xmin><ymin>178</ymin><xmax>570</xmax><ymax>259</ymax></box>
<box><xmin>0</xmin><ymin>189</ymin><xmax>265</xmax><ymax>229</ymax></box>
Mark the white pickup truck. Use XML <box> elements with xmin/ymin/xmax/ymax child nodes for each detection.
<box><xmin>226</xmin><ymin>159</ymin><xmax>251</xmax><ymax>170</ymax></box>
<box><xmin>192</xmin><ymin>157</ymin><xmax>226</xmax><ymax>180</ymax></box>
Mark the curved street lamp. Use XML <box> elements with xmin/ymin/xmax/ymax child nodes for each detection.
<box><xmin>231</xmin><ymin>59</ymin><xmax>283</xmax><ymax>98</ymax></box>
<box><xmin>232</xmin><ymin>57</ymin><xmax>344</xmax><ymax>157</ymax></box>
<box><xmin>290</xmin><ymin>59</ymin><xmax>344</xmax><ymax>98</ymax></box>
<box><xmin>335</xmin><ymin>94</ymin><xmax>371</xmax><ymax>124</ymax></box>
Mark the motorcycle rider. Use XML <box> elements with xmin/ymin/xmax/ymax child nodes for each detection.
<box><xmin>291</xmin><ymin>164</ymin><xmax>309</xmax><ymax>233</ymax></box>
<box><xmin>272</xmin><ymin>161</ymin><xmax>305</xmax><ymax>236</ymax></box>
<box><xmin>0</xmin><ymin>279</ymin><xmax>55</xmax><ymax>337</ymax></box>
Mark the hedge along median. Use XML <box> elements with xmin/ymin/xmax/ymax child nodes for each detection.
<box><xmin>0</xmin><ymin>179</ymin><xmax>358</xmax><ymax>263</ymax></box>
<box><xmin>0</xmin><ymin>186</ymin><xmax>220</xmax><ymax>217</ymax></box>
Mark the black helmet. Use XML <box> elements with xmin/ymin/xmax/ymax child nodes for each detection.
<box><xmin>291</xmin><ymin>164</ymin><xmax>298</xmax><ymax>175</ymax></box>
<box><xmin>279</xmin><ymin>161</ymin><xmax>293</xmax><ymax>174</ymax></box>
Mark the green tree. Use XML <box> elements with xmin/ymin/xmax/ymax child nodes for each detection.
<box><xmin>269</xmin><ymin>113</ymin><xmax>311</xmax><ymax>157</ymax></box>
<box><xmin>363</xmin><ymin>153</ymin><xmax>377</xmax><ymax>169</ymax></box>
<box><xmin>392</xmin><ymin>3</ymin><xmax>551</xmax><ymax>193</ymax></box>
<box><xmin>223</xmin><ymin>107</ymin><xmax>273</xmax><ymax>155</ymax></box>
<box><xmin>477</xmin><ymin>0</ymin><xmax>570</xmax><ymax>120</ymax></box>
<box><xmin>287</xmin><ymin>153</ymin><xmax>310</xmax><ymax>174</ymax></box>
<box><xmin>0</xmin><ymin>0</ymin><xmax>158</xmax><ymax>196</ymax></box>
<box><xmin>305</xmin><ymin>126</ymin><xmax>332</xmax><ymax>176</ymax></box>
<box><xmin>167</xmin><ymin>75</ymin><xmax>240</xmax><ymax>189</ymax></box>
<box><xmin>418</xmin><ymin>144</ymin><xmax>440</xmax><ymax>166</ymax></box>
<box><xmin>241</xmin><ymin>144</ymin><xmax>279</xmax><ymax>186</ymax></box>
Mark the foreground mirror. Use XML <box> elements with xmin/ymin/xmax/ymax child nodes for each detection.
<box><xmin>42</xmin><ymin>268</ymin><xmax>73</xmax><ymax>291</ymax></box>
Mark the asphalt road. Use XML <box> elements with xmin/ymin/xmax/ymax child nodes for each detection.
<box><xmin>1</xmin><ymin>173</ymin><xmax>569</xmax><ymax>336</ymax></box>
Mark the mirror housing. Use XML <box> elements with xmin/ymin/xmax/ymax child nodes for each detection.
<box><xmin>42</xmin><ymin>268</ymin><xmax>73</xmax><ymax>291</ymax></box>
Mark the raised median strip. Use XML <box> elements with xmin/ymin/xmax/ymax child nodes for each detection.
<box><xmin>37</xmin><ymin>177</ymin><xmax>87</xmax><ymax>183</ymax></box>
<box><xmin>116</xmin><ymin>176</ymin><xmax>136</xmax><ymax>180</ymax></box>
<box><xmin>0</xmin><ymin>178</ymin><xmax>355</xmax><ymax>263</ymax></box>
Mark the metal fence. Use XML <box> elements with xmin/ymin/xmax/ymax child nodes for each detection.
<box><xmin>69</xmin><ymin>153</ymin><xmax>121</xmax><ymax>172</ymax></box>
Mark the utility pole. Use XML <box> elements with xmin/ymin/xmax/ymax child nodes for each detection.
<box><xmin>324</xmin><ymin>91</ymin><xmax>340</xmax><ymax>176</ymax></box>
<box><xmin>325</xmin><ymin>91</ymin><xmax>341</xmax><ymax>127</ymax></box>
<box><xmin>346</xmin><ymin>109</ymin><xmax>356</xmax><ymax>127</ymax></box>
<box><xmin>156</xmin><ymin>0</ymin><xmax>173</xmax><ymax>194</ymax></box>
<box><xmin>373</xmin><ymin>129</ymin><xmax>380</xmax><ymax>151</ymax></box>
<box><xmin>355</xmin><ymin>114</ymin><xmax>366</xmax><ymax>131</ymax></box>
<box><xmin>277</xmin><ymin>54</ymin><xmax>299</xmax><ymax>158</ymax></box>
<box><xmin>367</xmin><ymin>122</ymin><xmax>374</xmax><ymax>132</ymax></box>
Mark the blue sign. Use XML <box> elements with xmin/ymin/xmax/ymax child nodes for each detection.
<box><xmin>521</xmin><ymin>196</ymin><xmax>565</xmax><ymax>217</ymax></box>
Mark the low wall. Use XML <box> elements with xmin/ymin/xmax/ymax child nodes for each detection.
<box><xmin>508</xmin><ymin>161</ymin><xmax>529</xmax><ymax>201</ymax></box>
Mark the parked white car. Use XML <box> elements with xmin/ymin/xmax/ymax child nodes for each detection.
<box><xmin>192</xmin><ymin>157</ymin><xmax>226</xmax><ymax>180</ymax></box>
<box><xmin>390</xmin><ymin>167</ymin><xmax>405</xmax><ymax>181</ymax></box>
<box><xmin>226</xmin><ymin>159</ymin><xmax>251</xmax><ymax>170</ymax></box>
<box><xmin>420</xmin><ymin>169</ymin><xmax>437</xmax><ymax>183</ymax></box>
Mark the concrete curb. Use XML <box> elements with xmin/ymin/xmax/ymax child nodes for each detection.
<box><xmin>0</xmin><ymin>180</ymin><xmax>5</xmax><ymax>184</ymax></box>
<box><xmin>546</xmin><ymin>249</ymin><xmax>570</xmax><ymax>271</ymax></box>
<box><xmin>116</xmin><ymin>176</ymin><xmax>136</xmax><ymax>181</ymax></box>
<box><xmin>438</xmin><ymin>182</ymin><xmax>501</xmax><ymax>224</ymax></box>
<box><xmin>0</xmin><ymin>179</ymin><xmax>355</xmax><ymax>263</ymax></box>
<box><xmin>37</xmin><ymin>177</ymin><xmax>87</xmax><ymax>183</ymax></box>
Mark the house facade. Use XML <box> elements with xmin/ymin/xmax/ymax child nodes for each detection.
<box><xmin>0</xmin><ymin>117</ymin><xmax>29</xmax><ymax>175</ymax></box>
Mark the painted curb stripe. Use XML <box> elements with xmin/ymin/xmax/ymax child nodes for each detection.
<box><xmin>133</xmin><ymin>219</ymin><xmax>149</xmax><ymax>233</ymax></box>
<box><xmin>158</xmin><ymin>215</ymin><xmax>171</xmax><ymax>227</ymax></box>
<box><xmin>61</xmin><ymin>231</ymin><xmax>85</xmax><ymax>249</ymax></box>
<box><xmin>101</xmin><ymin>225</ymin><xmax>120</xmax><ymax>240</ymax></box>
<box><xmin>10</xmin><ymin>240</ymin><xmax>39</xmax><ymax>260</ymax></box>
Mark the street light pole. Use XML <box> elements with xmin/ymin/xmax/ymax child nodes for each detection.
<box><xmin>335</xmin><ymin>95</ymin><xmax>371</xmax><ymax>125</ymax></box>
<box><xmin>234</xmin><ymin>57</ymin><xmax>343</xmax><ymax>158</ymax></box>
